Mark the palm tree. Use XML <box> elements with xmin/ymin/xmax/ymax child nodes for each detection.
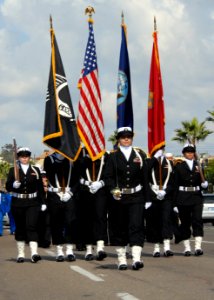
<box><xmin>206</xmin><ymin>110</ymin><xmax>214</xmax><ymax>123</ymax></box>
<box><xmin>172</xmin><ymin>117</ymin><xmax>213</xmax><ymax>145</ymax></box>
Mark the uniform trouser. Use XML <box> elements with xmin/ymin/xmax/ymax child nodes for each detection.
<box><xmin>48</xmin><ymin>196</ymin><xmax>76</xmax><ymax>245</ymax></box>
<box><xmin>76</xmin><ymin>189</ymin><xmax>108</xmax><ymax>245</ymax></box>
<box><xmin>111</xmin><ymin>201</ymin><xmax>144</xmax><ymax>247</ymax></box>
<box><xmin>11</xmin><ymin>205</ymin><xmax>40</xmax><ymax>242</ymax></box>
<box><xmin>145</xmin><ymin>199</ymin><xmax>173</xmax><ymax>243</ymax></box>
<box><xmin>177</xmin><ymin>202</ymin><xmax>204</xmax><ymax>240</ymax></box>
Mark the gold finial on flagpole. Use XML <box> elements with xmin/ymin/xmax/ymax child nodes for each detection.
<box><xmin>154</xmin><ymin>16</ymin><xmax>157</xmax><ymax>31</ymax></box>
<box><xmin>85</xmin><ymin>6</ymin><xmax>95</xmax><ymax>22</ymax></box>
<box><xmin>50</xmin><ymin>15</ymin><xmax>53</xmax><ymax>29</ymax></box>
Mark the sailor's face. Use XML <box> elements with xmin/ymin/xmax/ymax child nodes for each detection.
<box><xmin>119</xmin><ymin>136</ymin><xmax>133</xmax><ymax>147</ymax></box>
<box><xmin>18</xmin><ymin>156</ymin><xmax>30</xmax><ymax>164</ymax></box>
<box><xmin>184</xmin><ymin>152</ymin><xmax>195</xmax><ymax>160</ymax></box>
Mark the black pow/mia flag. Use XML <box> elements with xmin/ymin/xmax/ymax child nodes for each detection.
<box><xmin>43</xmin><ymin>19</ymin><xmax>81</xmax><ymax>161</ymax></box>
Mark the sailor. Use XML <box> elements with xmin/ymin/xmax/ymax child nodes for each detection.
<box><xmin>145</xmin><ymin>148</ymin><xmax>174</xmax><ymax>257</ymax></box>
<box><xmin>174</xmin><ymin>143</ymin><xmax>208</xmax><ymax>256</ymax></box>
<box><xmin>44</xmin><ymin>152</ymin><xmax>79</xmax><ymax>262</ymax></box>
<box><xmin>6</xmin><ymin>147</ymin><xmax>45</xmax><ymax>263</ymax></box>
<box><xmin>104</xmin><ymin>127</ymin><xmax>149</xmax><ymax>270</ymax></box>
<box><xmin>76</xmin><ymin>147</ymin><xmax>109</xmax><ymax>261</ymax></box>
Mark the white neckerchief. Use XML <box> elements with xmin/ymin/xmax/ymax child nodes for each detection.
<box><xmin>20</xmin><ymin>163</ymin><xmax>29</xmax><ymax>174</ymax></box>
<box><xmin>184</xmin><ymin>158</ymin><xmax>194</xmax><ymax>170</ymax></box>
<box><xmin>120</xmin><ymin>145</ymin><xmax>132</xmax><ymax>161</ymax></box>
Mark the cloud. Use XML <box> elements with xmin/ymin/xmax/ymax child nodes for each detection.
<box><xmin>0</xmin><ymin>0</ymin><xmax>213</xmax><ymax>157</ymax></box>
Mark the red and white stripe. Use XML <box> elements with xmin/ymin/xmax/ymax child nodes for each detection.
<box><xmin>77</xmin><ymin>69</ymin><xmax>105</xmax><ymax>160</ymax></box>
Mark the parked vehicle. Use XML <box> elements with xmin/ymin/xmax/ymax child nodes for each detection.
<box><xmin>202</xmin><ymin>193</ymin><xmax>214</xmax><ymax>226</ymax></box>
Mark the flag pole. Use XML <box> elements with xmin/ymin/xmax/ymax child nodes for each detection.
<box><xmin>85</xmin><ymin>6</ymin><xmax>96</xmax><ymax>181</ymax></box>
<box><xmin>154</xmin><ymin>16</ymin><xmax>163</xmax><ymax>190</ymax></box>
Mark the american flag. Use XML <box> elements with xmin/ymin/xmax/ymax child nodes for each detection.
<box><xmin>77</xmin><ymin>19</ymin><xmax>105</xmax><ymax>161</ymax></box>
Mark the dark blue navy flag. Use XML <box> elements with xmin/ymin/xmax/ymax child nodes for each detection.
<box><xmin>117</xmin><ymin>16</ymin><xmax>133</xmax><ymax>130</ymax></box>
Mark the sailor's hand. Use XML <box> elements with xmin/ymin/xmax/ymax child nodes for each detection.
<box><xmin>145</xmin><ymin>202</ymin><xmax>152</xmax><ymax>209</ymax></box>
<box><xmin>157</xmin><ymin>190</ymin><xmax>166</xmax><ymax>200</ymax></box>
<box><xmin>90</xmin><ymin>181</ymin><xmax>103</xmax><ymax>194</ymax></box>
<box><xmin>41</xmin><ymin>204</ymin><xmax>47</xmax><ymax>211</ymax></box>
<box><xmin>13</xmin><ymin>181</ymin><xmax>21</xmax><ymax>189</ymax></box>
<box><xmin>201</xmin><ymin>181</ymin><xmax>208</xmax><ymax>189</ymax></box>
<box><xmin>61</xmin><ymin>192</ymin><xmax>72</xmax><ymax>202</ymax></box>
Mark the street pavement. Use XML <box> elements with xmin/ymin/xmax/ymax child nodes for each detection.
<box><xmin>0</xmin><ymin>224</ymin><xmax>214</xmax><ymax>300</ymax></box>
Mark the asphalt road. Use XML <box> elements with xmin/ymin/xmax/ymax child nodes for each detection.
<box><xmin>0</xmin><ymin>224</ymin><xmax>214</xmax><ymax>300</ymax></box>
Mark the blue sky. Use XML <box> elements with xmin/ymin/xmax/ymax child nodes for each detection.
<box><xmin>0</xmin><ymin>0</ymin><xmax>213</xmax><ymax>157</ymax></box>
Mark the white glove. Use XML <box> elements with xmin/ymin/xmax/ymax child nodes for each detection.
<box><xmin>41</xmin><ymin>204</ymin><xmax>47</xmax><ymax>211</ymax></box>
<box><xmin>157</xmin><ymin>190</ymin><xmax>166</xmax><ymax>200</ymax></box>
<box><xmin>89</xmin><ymin>181</ymin><xmax>103</xmax><ymax>194</ymax></box>
<box><xmin>154</xmin><ymin>149</ymin><xmax>163</xmax><ymax>159</ymax></box>
<box><xmin>201</xmin><ymin>181</ymin><xmax>208</xmax><ymax>189</ymax></box>
<box><xmin>145</xmin><ymin>202</ymin><xmax>152</xmax><ymax>209</ymax></box>
<box><xmin>60</xmin><ymin>192</ymin><xmax>72</xmax><ymax>202</ymax></box>
<box><xmin>13</xmin><ymin>181</ymin><xmax>21</xmax><ymax>189</ymax></box>
<box><xmin>173</xmin><ymin>207</ymin><xmax>179</xmax><ymax>213</ymax></box>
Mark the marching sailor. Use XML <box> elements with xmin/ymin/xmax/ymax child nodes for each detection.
<box><xmin>6</xmin><ymin>147</ymin><xmax>45</xmax><ymax>263</ymax></box>
<box><xmin>145</xmin><ymin>148</ymin><xmax>174</xmax><ymax>257</ymax></box>
<box><xmin>104</xmin><ymin>127</ymin><xmax>149</xmax><ymax>270</ymax></box>
<box><xmin>76</xmin><ymin>147</ymin><xmax>109</xmax><ymax>261</ymax></box>
<box><xmin>44</xmin><ymin>152</ymin><xmax>79</xmax><ymax>262</ymax></box>
<box><xmin>174</xmin><ymin>144</ymin><xmax>208</xmax><ymax>256</ymax></box>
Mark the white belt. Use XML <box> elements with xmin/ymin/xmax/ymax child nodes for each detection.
<box><xmin>121</xmin><ymin>184</ymin><xmax>142</xmax><ymax>195</ymax></box>
<box><xmin>80</xmin><ymin>179</ymin><xmax>91</xmax><ymax>186</ymax></box>
<box><xmin>179</xmin><ymin>186</ymin><xmax>200</xmax><ymax>192</ymax></box>
<box><xmin>12</xmin><ymin>192</ymin><xmax>37</xmax><ymax>199</ymax></box>
<box><xmin>48</xmin><ymin>187</ymin><xmax>71</xmax><ymax>192</ymax></box>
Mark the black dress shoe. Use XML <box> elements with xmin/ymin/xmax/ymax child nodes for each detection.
<box><xmin>184</xmin><ymin>251</ymin><xmax>191</xmax><ymax>257</ymax></box>
<box><xmin>132</xmin><ymin>261</ymin><xmax>144</xmax><ymax>270</ymax></box>
<box><xmin>96</xmin><ymin>251</ymin><xmax>107</xmax><ymax>261</ymax></box>
<box><xmin>17</xmin><ymin>257</ymin><xmax>25</xmax><ymax>263</ymax></box>
<box><xmin>118</xmin><ymin>264</ymin><xmax>127</xmax><ymax>270</ymax></box>
<box><xmin>31</xmin><ymin>254</ymin><xmax>42</xmax><ymax>263</ymax></box>
<box><xmin>85</xmin><ymin>254</ymin><xmax>94</xmax><ymax>261</ymax></box>
<box><xmin>164</xmin><ymin>250</ymin><xmax>174</xmax><ymax>257</ymax></box>
<box><xmin>194</xmin><ymin>249</ymin><xmax>203</xmax><ymax>256</ymax></box>
<box><xmin>56</xmin><ymin>255</ymin><xmax>64</xmax><ymax>262</ymax></box>
<box><xmin>153</xmin><ymin>252</ymin><xmax>160</xmax><ymax>257</ymax></box>
<box><xmin>67</xmin><ymin>254</ymin><xmax>76</xmax><ymax>262</ymax></box>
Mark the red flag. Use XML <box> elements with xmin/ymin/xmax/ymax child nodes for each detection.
<box><xmin>148</xmin><ymin>29</ymin><xmax>165</xmax><ymax>157</ymax></box>
<box><xmin>77</xmin><ymin>17</ymin><xmax>105</xmax><ymax>161</ymax></box>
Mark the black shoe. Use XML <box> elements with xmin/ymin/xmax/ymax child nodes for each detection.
<box><xmin>96</xmin><ymin>251</ymin><xmax>107</xmax><ymax>261</ymax></box>
<box><xmin>194</xmin><ymin>249</ymin><xmax>203</xmax><ymax>256</ymax></box>
<box><xmin>132</xmin><ymin>261</ymin><xmax>144</xmax><ymax>270</ymax></box>
<box><xmin>67</xmin><ymin>254</ymin><xmax>76</xmax><ymax>262</ymax></box>
<box><xmin>184</xmin><ymin>251</ymin><xmax>191</xmax><ymax>257</ymax></box>
<box><xmin>31</xmin><ymin>254</ymin><xmax>41</xmax><ymax>263</ymax></box>
<box><xmin>17</xmin><ymin>257</ymin><xmax>25</xmax><ymax>263</ymax></box>
<box><xmin>56</xmin><ymin>255</ymin><xmax>64</xmax><ymax>262</ymax></box>
<box><xmin>85</xmin><ymin>254</ymin><xmax>94</xmax><ymax>261</ymax></box>
<box><xmin>118</xmin><ymin>264</ymin><xmax>127</xmax><ymax>270</ymax></box>
<box><xmin>153</xmin><ymin>252</ymin><xmax>160</xmax><ymax>258</ymax></box>
<box><xmin>164</xmin><ymin>250</ymin><xmax>174</xmax><ymax>257</ymax></box>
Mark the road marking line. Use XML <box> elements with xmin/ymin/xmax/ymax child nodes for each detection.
<box><xmin>70</xmin><ymin>265</ymin><xmax>104</xmax><ymax>282</ymax></box>
<box><xmin>117</xmin><ymin>292</ymin><xmax>140</xmax><ymax>300</ymax></box>
<box><xmin>44</xmin><ymin>250</ymin><xmax>55</xmax><ymax>256</ymax></box>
